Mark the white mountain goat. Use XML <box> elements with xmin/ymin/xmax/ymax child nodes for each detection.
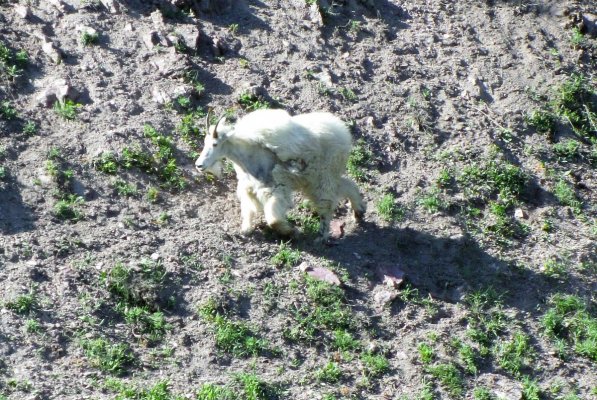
<box><xmin>195</xmin><ymin>109</ymin><xmax>365</xmax><ymax>240</ymax></box>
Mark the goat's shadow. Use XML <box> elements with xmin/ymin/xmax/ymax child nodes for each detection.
<box><xmin>280</xmin><ymin>220</ymin><xmax>593</xmax><ymax>319</ymax></box>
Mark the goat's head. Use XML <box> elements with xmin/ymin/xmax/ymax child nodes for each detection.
<box><xmin>195</xmin><ymin>110</ymin><xmax>231</xmax><ymax>178</ymax></box>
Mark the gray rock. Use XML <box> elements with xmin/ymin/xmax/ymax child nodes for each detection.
<box><xmin>100</xmin><ymin>0</ymin><xmax>120</xmax><ymax>13</ymax></box>
<box><xmin>14</xmin><ymin>5</ymin><xmax>30</xmax><ymax>19</ymax></box>
<box><xmin>581</xmin><ymin>13</ymin><xmax>597</xmax><ymax>37</ymax></box>
<box><xmin>36</xmin><ymin>79</ymin><xmax>79</xmax><ymax>107</ymax></box>
<box><xmin>151</xmin><ymin>83</ymin><xmax>194</xmax><ymax>105</ymax></box>
<box><xmin>142</xmin><ymin>31</ymin><xmax>171</xmax><ymax>51</ymax></box>
<box><xmin>173</xmin><ymin>24</ymin><xmax>201</xmax><ymax>51</ymax></box>
<box><xmin>41</xmin><ymin>40</ymin><xmax>63</xmax><ymax>64</ymax></box>
<box><xmin>151</xmin><ymin>50</ymin><xmax>189</xmax><ymax>77</ymax></box>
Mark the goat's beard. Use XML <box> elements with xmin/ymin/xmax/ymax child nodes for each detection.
<box><xmin>204</xmin><ymin>160</ymin><xmax>224</xmax><ymax>179</ymax></box>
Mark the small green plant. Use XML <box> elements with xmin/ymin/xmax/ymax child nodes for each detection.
<box><xmin>284</xmin><ymin>277</ymin><xmax>352</xmax><ymax>342</ymax></box>
<box><xmin>541</xmin><ymin>293</ymin><xmax>597</xmax><ymax>361</ymax></box>
<box><xmin>113</xmin><ymin>179</ymin><xmax>137</xmax><ymax>197</ymax></box>
<box><xmin>199</xmin><ymin>301</ymin><xmax>269</xmax><ymax>358</ymax></box>
<box><xmin>332</xmin><ymin>329</ymin><xmax>360</xmax><ymax>352</ymax></box>
<box><xmin>553</xmin><ymin>179</ymin><xmax>581</xmax><ymax>211</ymax></box>
<box><xmin>122</xmin><ymin>306</ymin><xmax>170</xmax><ymax>342</ymax></box>
<box><xmin>417</xmin><ymin>189</ymin><xmax>444</xmax><ymax>213</ymax></box>
<box><xmin>196</xmin><ymin>383</ymin><xmax>235</xmax><ymax>400</ymax></box>
<box><xmin>347</xmin><ymin>139</ymin><xmax>372</xmax><ymax>182</ymax></box>
<box><xmin>418</xmin><ymin>342</ymin><xmax>435</xmax><ymax>364</ymax></box>
<box><xmin>425</xmin><ymin>363</ymin><xmax>463</xmax><ymax>397</ymax></box>
<box><xmin>81</xmin><ymin>31</ymin><xmax>100</xmax><ymax>46</ymax></box>
<box><xmin>0</xmin><ymin>100</ymin><xmax>17</xmax><ymax>120</ymax></box>
<box><xmin>54</xmin><ymin>194</ymin><xmax>84</xmax><ymax>221</ymax></box>
<box><xmin>238</xmin><ymin>91</ymin><xmax>269</xmax><ymax>111</ymax></box>
<box><xmin>228</xmin><ymin>23</ymin><xmax>239</xmax><ymax>34</ymax></box>
<box><xmin>25</xmin><ymin>319</ymin><xmax>42</xmax><ymax>334</ymax></box>
<box><xmin>270</xmin><ymin>242</ymin><xmax>300</xmax><ymax>268</ymax></box>
<box><xmin>146</xmin><ymin>186</ymin><xmax>160</xmax><ymax>203</ymax></box>
<box><xmin>339</xmin><ymin>87</ymin><xmax>357</xmax><ymax>102</ymax></box>
<box><xmin>526</xmin><ymin>109</ymin><xmax>556</xmax><ymax>134</ymax></box>
<box><xmin>553</xmin><ymin>139</ymin><xmax>581</xmax><ymax>160</ymax></box>
<box><xmin>361</xmin><ymin>352</ymin><xmax>390</xmax><ymax>377</ymax></box>
<box><xmin>81</xmin><ymin>338</ymin><xmax>133</xmax><ymax>374</ymax></box>
<box><xmin>495</xmin><ymin>331</ymin><xmax>534</xmax><ymax>376</ymax></box>
<box><xmin>5</xmin><ymin>290</ymin><xmax>37</xmax><ymax>314</ymax></box>
<box><xmin>570</xmin><ymin>27</ymin><xmax>585</xmax><ymax>49</ymax></box>
<box><xmin>521</xmin><ymin>376</ymin><xmax>541</xmax><ymax>400</ymax></box>
<box><xmin>22</xmin><ymin>120</ymin><xmax>37</xmax><ymax>135</ymax></box>
<box><xmin>53</xmin><ymin>99</ymin><xmax>81</xmax><ymax>120</ymax></box>
<box><xmin>235</xmin><ymin>372</ymin><xmax>277</xmax><ymax>400</ymax></box>
<box><xmin>376</xmin><ymin>192</ymin><xmax>405</xmax><ymax>222</ymax></box>
<box><xmin>315</xmin><ymin>361</ymin><xmax>342</xmax><ymax>383</ymax></box>
<box><xmin>473</xmin><ymin>387</ymin><xmax>495</xmax><ymax>400</ymax></box>
<box><xmin>95</xmin><ymin>152</ymin><xmax>118</xmax><ymax>174</ymax></box>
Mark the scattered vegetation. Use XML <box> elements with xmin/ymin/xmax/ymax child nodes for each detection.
<box><xmin>376</xmin><ymin>192</ymin><xmax>405</xmax><ymax>222</ymax></box>
<box><xmin>81</xmin><ymin>337</ymin><xmax>133</xmax><ymax>375</ymax></box>
<box><xmin>347</xmin><ymin>139</ymin><xmax>373</xmax><ymax>182</ymax></box>
<box><xmin>53</xmin><ymin>99</ymin><xmax>81</xmax><ymax>120</ymax></box>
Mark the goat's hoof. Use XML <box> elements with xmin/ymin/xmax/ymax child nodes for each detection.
<box><xmin>354</xmin><ymin>209</ymin><xmax>365</xmax><ymax>222</ymax></box>
<box><xmin>240</xmin><ymin>226</ymin><xmax>255</xmax><ymax>235</ymax></box>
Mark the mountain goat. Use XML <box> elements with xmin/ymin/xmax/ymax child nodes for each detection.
<box><xmin>195</xmin><ymin>109</ymin><xmax>365</xmax><ymax>240</ymax></box>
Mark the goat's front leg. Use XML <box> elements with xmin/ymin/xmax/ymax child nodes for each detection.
<box><xmin>237</xmin><ymin>182</ymin><xmax>260</xmax><ymax>234</ymax></box>
<box><xmin>263</xmin><ymin>187</ymin><xmax>296</xmax><ymax>237</ymax></box>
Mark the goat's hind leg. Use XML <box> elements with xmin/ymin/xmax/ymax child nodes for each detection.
<box><xmin>339</xmin><ymin>177</ymin><xmax>366</xmax><ymax>221</ymax></box>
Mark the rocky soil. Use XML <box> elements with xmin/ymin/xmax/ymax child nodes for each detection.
<box><xmin>0</xmin><ymin>0</ymin><xmax>596</xmax><ymax>399</ymax></box>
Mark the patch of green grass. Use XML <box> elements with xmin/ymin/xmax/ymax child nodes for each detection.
<box><xmin>339</xmin><ymin>87</ymin><xmax>357</xmax><ymax>102</ymax></box>
<box><xmin>521</xmin><ymin>376</ymin><xmax>541</xmax><ymax>400</ymax></box>
<box><xmin>54</xmin><ymin>194</ymin><xmax>84</xmax><ymax>221</ymax></box>
<box><xmin>494</xmin><ymin>331</ymin><xmax>534</xmax><ymax>376</ymax></box>
<box><xmin>176</xmin><ymin>108</ymin><xmax>206</xmax><ymax>148</ymax></box>
<box><xmin>113</xmin><ymin>178</ymin><xmax>137</xmax><ymax>197</ymax></box>
<box><xmin>361</xmin><ymin>352</ymin><xmax>390</xmax><ymax>377</ymax></box>
<box><xmin>238</xmin><ymin>91</ymin><xmax>269</xmax><ymax>111</ymax></box>
<box><xmin>473</xmin><ymin>387</ymin><xmax>495</xmax><ymax>400</ymax></box>
<box><xmin>0</xmin><ymin>100</ymin><xmax>17</xmax><ymax>120</ymax></box>
<box><xmin>100</xmin><ymin>260</ymin><xmax>165</xmax><ymax>308</ymax></box>
<box><xmin>376</xmin><ymin>192</ymin><xmax>405</xmax><ymax>222</ymax></box>
<box><xmin>459</xmin><ymin>160</ymin><xmax>526</xmax><ymax>204</ymax></box>
<box><xmin>196</xmin><ymin>383</ymin><xmax>235</xmax><ymax>400</ymax></box>
<box><xmin>53</xmin><ymin>99</ymin><xmax>81</xmax><ymax>120</ymax></box>
<box><xmin>541</xmin><ymin>257</ymin><xmax>569</xmax><ymax>279</ymax></box>
<box><xmin>465</xmin><ymin>288</ymin><xmax>508</xmax><ymax>351</ymax></box>
<box><xmin>81</xmin><ymin>338</ymin><xmax>133</xmax><ymax>375</ymax></box>
<box><xmin>106</xmin><ymin>379</ymin><xmax>184</xmax><ymax>400</ymax></box>
<box><xmin>347</xmin><ymin>139</ymin><xmax>373</xmax><ymax>182</ymax></box>
<box><xmin>95</xmin><ymin>152</ymin><xmax>118</xmax><ymax>174</ymax></box>
<box><xmin>5</xmin><ymin>290</ymin><xmax>37</xmax><ymax>314</ymax></box>
<box><xmin>122</xmin><ymin>306</ymin><xmax>170</xmax><ymax>342</ymax></box>
<box><xmin>315</xmin><ymin>361</ymin><xmax>342</xmax><ymax>383</ymax></box>
<box><xmin>284</xmin><ymin>277</ymin><xmax>352</xmax><ymax>342</ymax></box>
<box><xmin>332</xmin><ymin>329</ymin><xmax>360</xmax><ymax>352</ymax></box>
<box><xmin>553</xmin><ymin>139</ymin><xmax>581</xmax><ymax>160</ymax></box>
<box><xmin>81</xmin><ymin>31</ymin><xmax>100</xmax><ymax>46</ymax></box>
<box><xmin>526</xmin><ymin>109</ymin><xmax>556</xmax><ymax>134</ymax></box>
<box><xmin>425</xmin><ymin>363</ymin><xmax>463</xmax><ymax>397</ymax></box>
<box><xmin>235</xmin><ymin>372</ymin><xmax>279</xmax><ymax>400</ymax></box>
<box><xmin>199</xmin><ymin>301</ymin><xmax>269</xmax><ymax>358</ymax></box>
<box><xmin>417</xmin><ymin>342</ymin><xmax>435</xmax><ymax>364</ymax></box>
<box><xmin>541</xmin><ymin>293</ymin><xmax>597</xmax><ymax>361</ymax></box>
<box><xmin>25</xmin><ymin>319</ymin><xmax>42</xmax><ymax>334</ymax></box>
<box><xmin>270</xmin><ymin>242</ymin><xmax>300</xmax><ymax>268</ymax></box>
<box><xmin>417</xmin><ymin>189</ymin><xmax>444</xmax><ymax>213</ymax></box>
<box><xmin>553</xmin><ymin>179</ymin><xmax>581</xmax><ymax>211</ymax></box>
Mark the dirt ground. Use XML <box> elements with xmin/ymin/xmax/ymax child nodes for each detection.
<box><xmin>0</xmin><ymin>0</ymin><xmax>596</xmax><ymax>399</ymax></box>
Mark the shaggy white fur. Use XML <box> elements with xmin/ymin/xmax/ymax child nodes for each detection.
<box><xmin>196</xmin><ymin>109</ymin><xmax>365</xmax><ymax>240</ymax></box>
